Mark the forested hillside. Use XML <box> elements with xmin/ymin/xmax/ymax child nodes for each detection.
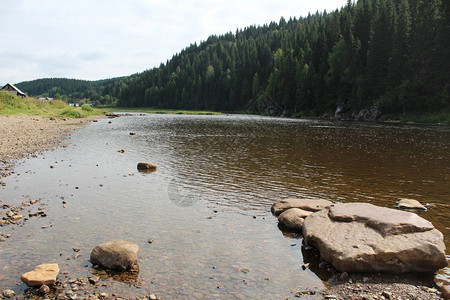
<box><xmin>16</xmin><ymin>0</ymin><xmax>450</xmax><ymax>119</ymax></box>
<box><xmin>16</xmin><ymin>78</ymin><xmax>121</xmax><ymax>106</ymax></box>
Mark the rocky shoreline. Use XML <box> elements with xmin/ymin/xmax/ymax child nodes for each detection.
<box><xmin>274</xmin><ymin>199</ymin><xmax>449</xmax><ymax>299</ymax></box>
<box><xmin>0</xmin><ymin>114</ymin><xmax>164</xmax><ymax>299</ymax></box>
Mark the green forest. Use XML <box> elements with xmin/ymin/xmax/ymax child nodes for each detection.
<box><xmin>16</xmin><ymin>0</ymin><xmax>450</xmax><ymax>120</ymax></box>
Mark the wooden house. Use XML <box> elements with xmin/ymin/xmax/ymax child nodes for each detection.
<box><xmin>1</xmin><ymin>83</ymin><xmax>26</xmax><ymax>97</ymax></box>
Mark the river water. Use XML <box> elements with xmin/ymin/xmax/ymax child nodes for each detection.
<box><xmin>0</xmin><ymin>114</ymin><xmax>449</xmax><ymax>298</ymax></box>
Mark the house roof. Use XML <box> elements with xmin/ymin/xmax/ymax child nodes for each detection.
<box><xmin>1</xmin><ymin>83</ymin><xmax>26</xmax><ymax>96</ymax></box>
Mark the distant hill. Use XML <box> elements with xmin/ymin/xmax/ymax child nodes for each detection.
<box><xmin>15</xmin><ymin>77</ymin><xmax>122</xmax><ymax>107</ymax></box>
<box><xmin>16</xmin><ymin>0</ymin><xmax>450</xmax><ymax>119</ymax></box>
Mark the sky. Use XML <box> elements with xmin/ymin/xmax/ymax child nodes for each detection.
<box><xmin>0</xmin><ymin>0</ymin><xmax>346</xmax><ymax>85</ymax></box>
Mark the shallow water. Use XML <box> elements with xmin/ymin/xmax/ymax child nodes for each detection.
<box><xmin>0</xmin><ymin>114</ymin><xmax>449</xmax><ymax>298</ymax></box>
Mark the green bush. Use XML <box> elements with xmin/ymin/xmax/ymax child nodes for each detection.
<box><xmin>81</xmin><ymin>104</ymin><xmax>93</xmax><ymax>112</ymax></box>
<box><xmin>61</xmin><ymin>108</ymin><xmax>83</xmax><ymax>118</ymax></box>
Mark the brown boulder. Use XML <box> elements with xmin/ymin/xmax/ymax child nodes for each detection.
<box><xmin>137</xmin><ymin>162</ymin><xmax>157</xmax><ymax>172</ymax></box>
<box><xmin>271</xmin><ymin>198</ymin><xmax>333</xmax><ymax>215</ymax></box>
<box><xmin>278</xmin><ymin>208</ymin><xmax>312</xmax><ymax>230</ymax></box>
<box><xmin>303</xmin><ymin>203</ymin><xmax>447</xmax><ymax>273</ymax></box>
<box><xmin>90</xmin><ymin>240</ymin><xmax>139</xmax><ymax>271</ymax></box>
<box><xmin>21</xmin><ymin>264</ymin><xmax>60</xmax><ymax>287</ymax></box>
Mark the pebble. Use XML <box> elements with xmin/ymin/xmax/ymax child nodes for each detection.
<box><xmin>39</xmin><ymin>284</ymin><xmax>50</xmax><ymax>294</ymax></box>
<box><xmin>149</xmin><ymin>294</ymin><xmax>157</xmax><ymax>300</ymax></box>
<box><xmin>88</xmin><ymin>276</ymin><xmax>100</xmax><ymax>284</ymax></box>
<box><xmin>99</xmin><ymin>292</ymin><xmax>108</xmax><ymax>298</ymax></box>
<box><xmin>381</xmin><ymin>291</ymin><xmax>392</xmax><ymax>299</ymax></box>
<box><xmin>442</xmin><ymin>285</ymin><xmax>450</xmax><ymax>299</ymax></box>
<box><xmin>339</xmin><ymin>272</ymin><xmax>349</xmax><ymax>281</ymax></box>
<box><xmin>2</xmin><ymin>289</ymin><xmax>16</xmax><ymax>298</ymax></box>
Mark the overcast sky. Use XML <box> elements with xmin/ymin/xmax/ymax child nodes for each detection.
<box><xmin>1</xmin><ymin>0</ymin><xmax>346</xmax><ymax>85</ymax></box>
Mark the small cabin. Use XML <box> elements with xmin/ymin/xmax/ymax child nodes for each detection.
<box><xmin>1</xmin><ymin>83</ymin><xmax>26</xmax><ymax>97</ymax></box>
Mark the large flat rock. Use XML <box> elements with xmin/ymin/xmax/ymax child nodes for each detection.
<box><xmin>21</xmin><ymin>264</ymin><xmax>60</xmax><ymax>287</ymax></box>
<box><xmin>328</xmin><ymin>202</ymin><xmax>434</xmax><ymax>236</ymax></box>
<box><xmin>303</xmin><ymin>203</ymin><xmax>447</xmax><ymax>273</ymax></box>
<box><xmin>271</xmin><ymin>198</ymin><xmax>333</xmax><ymax>215</ymax></box>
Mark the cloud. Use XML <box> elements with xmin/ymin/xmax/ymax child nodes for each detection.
<box><xmin>78</xmin><ymin>52</ymin><xmax>106</xmax><ymax>61</ymax></box>
<box><xmin>0</xmin><ymin>0</ymin><xmax>345</xmax><ymax>84</ymax></box>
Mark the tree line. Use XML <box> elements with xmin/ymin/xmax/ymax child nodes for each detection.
<box><xmin>16</xmin><ymin>0</ymin><xmax>450</xmax><ymax>118</ymax></box>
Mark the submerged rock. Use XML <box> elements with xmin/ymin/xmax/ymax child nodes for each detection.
<box><xmin>303</xmin><ymin>203</ymin><xmax>447</xmax><ymax>273</ymax></box>
<box><xmin>397</xmin><ymin>198</ymin><xmax>427</xmax><ymax>211</ymax></box>
<box><xmin>90</xmin><ymin>240</ymin><xmax>139</xmax><ymax>271</ymax></box>
<box><xmin>21</xmin><ymin>263</ymin><xmax>60</xmax><ymax>287</ymax></box>
<box><xmin>277</xmin><ymin>208</ymin><xmax>312</xmax><ymax>230</ymax></box>
<box><xmin>271</xmin><ymin>198</ymin><xmax>333</xmax><ymax>215</ymax></box>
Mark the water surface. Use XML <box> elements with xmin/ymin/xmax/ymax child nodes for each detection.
<box><xmin>0</xmin><ymin>114</ymin><xmax>449</xmax><ymax>298</ymax></box>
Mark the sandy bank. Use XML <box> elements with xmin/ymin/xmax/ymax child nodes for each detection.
<box><xmin>0</xmin><ymin>115</ymin><xmax>92</xmax><ymax>178</ymax></box>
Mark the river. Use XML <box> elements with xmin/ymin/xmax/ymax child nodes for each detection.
<box><xmin>0</xmin><ymin>114</ymin><xmax>449</xmax><ymax>298</ymax></box>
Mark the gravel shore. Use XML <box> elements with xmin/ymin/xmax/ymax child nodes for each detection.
<box><xmin>0</xmin><ymin>115</ymin><xmax>91</xmax><ymax>178</ymax></box>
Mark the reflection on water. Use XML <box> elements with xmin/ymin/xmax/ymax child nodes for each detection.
<box><xmin>0</xmin><ymin>114</ymin><xmax>449</xmax><ymax>297</ymax></box>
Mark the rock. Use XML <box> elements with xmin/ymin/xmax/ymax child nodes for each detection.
<box><xmin>10</xmin><ymin>214</ymin><xmax>23</xmax><ymax>221</ymax></box>
<box><xmin>137</xmin><ymin>162</ymin><xmax>157</xmax><ymax>172</ymax></box>
<box><xmin>99</xmin><ymin>293</ymin><xmax>108</xmax><ymax>298</ymax></box>
<box><xmin>271</xmin><ymin>198</ymin><xmax>333</xmax><ymax>215</ymax></box>
<box><xmin>302</xmin><ymin>203</ymin><xmax>447</xmax><ymax>273</ymax></box>
<box><xmin>2</xmin><ymin>289</ymin><xmax>15</xmax><ymax>298</ymax></box>
<box><xmin>21</xmin><ymin>264</ymin><xmax>60</xmax><ymax>287</ymax></box>
<box><xmin>278</xmin><ymin>208</ymin><xmax>311</xmax><ymax>230</ymax></box>
<box><xmin>88</xmin><ymin>275</ymin><xmax>100</xmax><ymax>284</ymax></box>
<box><xmin>39</xmin><ymin>284</ymin><xmax>50</xmax><ymax>294</ymax></box>
<box><xmin>442</xmin><ymin>285</ymin><xmax>450</xmax><ymax>299</ymax></box>
<box><xmin>397</xmin><ymin>198</ymin><xmax>427</xmax><ymax>211</ymax></box>
<box><xmin>90</xmin><ymin>240</ymin><xmax>139</xmax><ymax>271</ymax></box>
<box><xmin>328</xmin><ymin>202</ymin><xmax>433</xmax><ymax>235</ymax></box>
<box><xmin>382</xmin><ymin>291</ymin><xmax>393</xmax><ymax>299</ymax></box>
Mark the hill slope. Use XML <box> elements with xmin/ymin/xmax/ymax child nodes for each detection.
<box><xmin>16</xmin><ymin>0</ymin><xmax>450</xmax><ymax>119</ymax></box>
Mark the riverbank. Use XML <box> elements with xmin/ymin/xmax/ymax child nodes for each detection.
<box><xmin>0</xmin><ymin>115</ymin><xmax>92</xmax><ymax>178</ymax></box>
<box><xmin>107</xmin><ymin>106</ymin><xmax>450</xmax><ymax>125</ymax></box>
<box><xmin>107</xmin><ymin>107</ymin><xmax>223</xmax><ymax>115</ymax></box>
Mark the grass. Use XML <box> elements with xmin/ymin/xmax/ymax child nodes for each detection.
<box><xmin>0</xmin><ymin>92</ymin><xmax>105</xmax><ymax>118</ymax></box>
<box><xmin>108</xmin><ymin>107</ymin><xmax>223</xmax><ymax>115</ymax></box>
